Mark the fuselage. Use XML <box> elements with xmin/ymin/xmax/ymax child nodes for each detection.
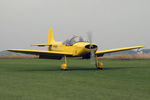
<box><xmin>50</xmin><ymin>42</ymin><xmax>98</xmax><ymax>58</ymax></box>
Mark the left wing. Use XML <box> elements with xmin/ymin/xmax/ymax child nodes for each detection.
<box><xmin>96</xmin><ymin>46</ymin><xmax>144</xmax><ymax>57</ymax></box>
<box><xmin>7</xmin><ymin>49</ymin><xmax>73</xmax><ymax>56</ymax></box>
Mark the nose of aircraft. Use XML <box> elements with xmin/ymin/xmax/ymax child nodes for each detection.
<box><xmin>85</xmin><ymin>44</ymin><xmax>98</xmax><ymax>49</ymax></box>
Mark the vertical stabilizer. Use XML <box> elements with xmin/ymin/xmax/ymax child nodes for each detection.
<box><xmin>48</xmin><ymin>28</ymin><xmax>56</xmax><ymax>44</ymax></box>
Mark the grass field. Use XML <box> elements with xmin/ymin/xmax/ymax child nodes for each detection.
<box><xmin>0</xmin><ymin>58</ymin><xmax>150</xmax><ymax>100</ymax></box>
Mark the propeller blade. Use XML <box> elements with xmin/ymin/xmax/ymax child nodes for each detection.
<box><xmin>87</xmin><ymin>31</ymin><xmax>92</xmax><ymax>43</ymax></box>
<box><xmin>90</xmin><ymin>49</ymin><xmax>96</xmax><ymax>64</ymax></box>
<box><xmin>87</xmin><ymin>31</ymin><xmax>96</xmax><ymax>64</ymax></box>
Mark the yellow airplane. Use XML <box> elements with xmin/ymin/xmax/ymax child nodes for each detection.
<box><xmin>8</xmin><ymin>28</ymin><xmax>144</xmax><ymax>70</ymax></box>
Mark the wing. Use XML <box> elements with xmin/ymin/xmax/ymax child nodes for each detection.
<box><xmin>7</xmin><ymin>49</ymin><xmax>73</xmax><ymax>56</ymax></box>
<box><xmin>96</xmin><ymin>46</ymin><xmax>144</xmax><ymax>57</ymax></box>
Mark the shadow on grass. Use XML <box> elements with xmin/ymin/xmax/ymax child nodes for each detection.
<box><xmin>14</xmin><ymin>66</ymin><xmax>140</xmax><ymax>72</ymax></box>
<box><xmin>104</xmin><ymin>66</ymin><xmax>136</xmax><ymax>70</ymax></box>
<box><xmin>16</xmin><ymin>67</ymin><xmax>98</xmax><ymax>72</ymax></box>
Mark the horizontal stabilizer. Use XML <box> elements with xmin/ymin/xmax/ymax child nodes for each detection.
<box><xmin>31</xmin><ymin>44</ymin><xmax>50</xmax><ymax>47</ymax></box>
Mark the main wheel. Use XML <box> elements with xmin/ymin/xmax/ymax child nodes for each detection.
<box><xmin>96</xmin><ymin>62</ymin><xmax>103</xmax><ymax>70</ymax></box>
<box><xmin>61</xmin><ymin>63</ymin><xmax>68</xmax><ymax>70</ymax></box>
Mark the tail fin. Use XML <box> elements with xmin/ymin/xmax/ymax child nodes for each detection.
<box><xmin>48</xmin><ymin>28</ymin><xmax>56</xmax><ymax>44</ymax></box>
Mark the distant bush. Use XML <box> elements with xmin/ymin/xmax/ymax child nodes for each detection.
<box><xmin>101</xmin><ymin>54</ymin><xmax>150</xmax><ymax>60</ymax></box>
<box><xmin>0</xmin><ymin>55</ymin><xmax>38</xmax><ymax>59</ymax></box>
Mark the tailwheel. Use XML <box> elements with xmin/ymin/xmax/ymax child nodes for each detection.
<box><xmin>61</xmin><ymin>55</ymin><xmax>68</xmax><ymax>70</ymax></box>
<box><xmin>96</xmin><ymin>62</ymin><xmax>103</xmax><ymax>70</ymax></box>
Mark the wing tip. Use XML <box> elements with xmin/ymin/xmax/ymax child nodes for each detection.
<box><xmin>137</xmin><ymin>45</ymin><xmax>144</xmax><ymax>48</ymax></box>
<box><xmin>7</xmin><ymin>49</ymin><xmax>13</xmax><ymax>51</ymax></box>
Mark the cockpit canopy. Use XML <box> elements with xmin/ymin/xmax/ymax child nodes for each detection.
<box><xmin>63</xmin><ymin>35</ymin><xmax>86</xmax><ymax>46</ymax></box>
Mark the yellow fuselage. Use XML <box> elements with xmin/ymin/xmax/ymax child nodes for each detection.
<box><xmin>50</xmin><ymin>42</ymin><xmax>98</xmax><ymax>57</ymax></box>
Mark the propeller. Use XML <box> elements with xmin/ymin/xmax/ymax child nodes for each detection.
<box><xmin>87</xmin><ymin>31</ymin><xmax>96</xmax><ymax>64</ymax></box>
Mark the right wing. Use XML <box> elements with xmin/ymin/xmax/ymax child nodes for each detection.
<box><xmin>7</xmin><ymin>49</ymin><xmax>73</xmax><ymax>56</ymax></box>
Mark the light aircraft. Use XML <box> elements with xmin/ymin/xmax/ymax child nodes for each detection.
<box><xmin>8</xmin><ymin>28</ymin><xmax>144</xmax><ymax>70</ymax></box>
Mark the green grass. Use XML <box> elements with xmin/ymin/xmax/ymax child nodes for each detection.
<box><xmin>0</xmin><ymin>58</ymin><xmax>150</xmax><ymax>100</ymax></box>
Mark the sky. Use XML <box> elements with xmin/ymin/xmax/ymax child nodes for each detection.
<box><xmin>0</xmin><ymin>0</ymin><xmax>150</xmax><ymax>51</ymax></box>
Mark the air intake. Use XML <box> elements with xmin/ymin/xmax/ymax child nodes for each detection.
<box><xmin>85</xmin><ymin>45</ymin><xmax>97</xmax><ymax>49</ymax></box>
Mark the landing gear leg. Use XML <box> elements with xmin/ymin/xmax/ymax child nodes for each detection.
<box><xmin>96</xmin><ymin>55</ymin><xmax>103</xmax><ymax>70</ymax></box>
<box><xmin>61</xmin><ymin>55</ymin><xmax>68</xmax><ymax>70</ymax></box>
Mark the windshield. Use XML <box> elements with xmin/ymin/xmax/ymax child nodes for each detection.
<box><xmin>63</xmin><ymin>35</ymin><xmax>85</xmax><ymax>46</ymax></box>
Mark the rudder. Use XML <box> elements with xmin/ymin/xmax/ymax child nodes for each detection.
<box><xmin>48</xmin><ymin>28</ymin><xmax>56</xmax><ymax>44</ymax></box>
